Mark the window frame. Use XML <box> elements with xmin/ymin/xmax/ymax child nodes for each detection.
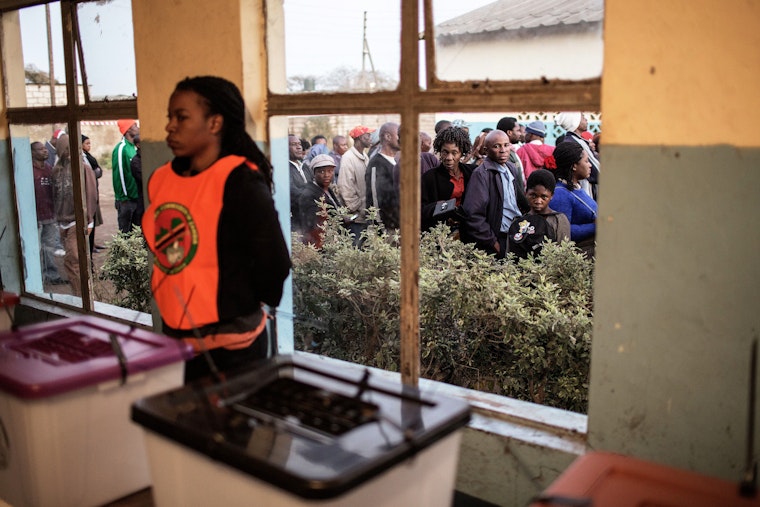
<box><xmin>266</xmin><ymin>0</ymin><xmax>600</xmax><ymax>386</ymax></box>
<box><xmin>1</xmin><ymin>0</ymin><xmax>138</xmax><ymax>313</ymax></box>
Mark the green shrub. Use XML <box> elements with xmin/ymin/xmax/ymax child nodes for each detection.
<box><xmin>99</xmin><ymin>226</ymin><xmax>152</xmax><ymax>313</ymax></box>
<box><xmin>292</xmin><ymin>213</ymin><xmax>594</xmax><ymax>413</ymax></box>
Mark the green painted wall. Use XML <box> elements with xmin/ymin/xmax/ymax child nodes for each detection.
<box><xmin>588</xmin><ymin>145</ymin><xmax>760</xmax><ymax>479</ymax></box>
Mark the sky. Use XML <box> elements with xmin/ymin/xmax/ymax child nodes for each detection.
<box><xmin>19</xmin><ymin>0</ymin><xmax>495</xmax><ymax>97</ymax></box>
<box><xmin>20</xmin><ymin>0</ymin><xmax>136</xmax><ymax>98</ymax></box>
<box><xmin>282</xmin><ymin>0</ymin><xmax>495</xmax><ymax>81</ymax></box>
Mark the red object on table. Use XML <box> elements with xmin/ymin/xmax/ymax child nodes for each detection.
<box><xmin>530</xmin><ymin>451</ymin><xmax>760</xmax><ymax>507</ymax></box>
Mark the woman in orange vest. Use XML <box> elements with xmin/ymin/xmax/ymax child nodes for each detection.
<box><xmin>143</xmin><ymin>76</ymin><xmax>291</xmax><ymax>383</ymax></box>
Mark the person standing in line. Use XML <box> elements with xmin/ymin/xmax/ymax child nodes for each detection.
<box><xmin>142</xmin><ymin>76</ymin><xmax>291</xmax><ymax>383</ymax></box>
<box><xmin>460</xmin><ymin>130</ymin><xmax>529</xmax><ymax>258</ymax></box>
<box><xmin>420</xmin><ymin>126</ymin><xmax>473</xmax><ymax>233</ymax></box>
<box><xmin>31</xmin><ymin>141</ymin><xmax>66</xmax><ymax>285</ymax></box>
<box><xmin>419</xmin><ymin>131</ymin><xmax>439</xmax><ymax>175</ymax></box>
<box><xmin>298</xmin><ymin>154</ymin><xmax>342</xmax><ymax>248</ymax></box>
<box><xmin>288</xmin><ymin>133</ymin><xmax>312</xmax><ymax>233</ymax></box>
<box><xmin>328</xmin><ymin>135</ymin><xmax>349</xmax><ymax>182</ymax></box>
<box><xmin>365</xmin><ymin>122</ymin><xmax>401</xmax><ymax>231</ymax></box>
<box><xmin>549</xmin><ymin>141</ymin><xmax>597</xmax><ymax>258</ymax></box>
<box><xmin>112</xmin><ymin>119</ymin><xmax>140</xmax><ymax>234</ymax></box>
<box><xmin>337</xmin><ymin>125</ymin><xmax>374</xmax><ymax>246</ymax></box>
<box><xmin>516</xmin><ymin>121</ymin><xmax>555</xmax><ymax>183</ymax></box>
<box><xmin>45</xmin><ymin>128</ymin><xmax>64</xmax><ymax>167</ymax></box>
<box><xmin>554</xmin><ymin>111</ymin><xmax>600</xmax><ymax>201</ymax></box>
<box><xmin>82</xmin><ymin>135</ymin><xmax>104</xmax><ymax>256</ymax></box>
<box><xmin>496</xmin><ymin>116</ymin><xmax>526</xmax><ymax>182</ymax></box>
<box><xmin>130</xmin><ymin>135</ymin><xmax>144</xmax><ymax>228</ymax></box>
<box><xmin>52</xmin><ymin>134</ymin><xmax>97</xmax><ymax>296</ymax></box>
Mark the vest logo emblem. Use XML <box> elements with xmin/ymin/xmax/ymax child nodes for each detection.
<box><xmin>153</xmin><ymin>202</ymin><xmax>198</xmax><ymax>274</ymax></box>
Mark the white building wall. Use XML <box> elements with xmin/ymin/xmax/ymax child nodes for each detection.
<box><xmin>436</xmin><ymin>30</ymin><xmax>603</xmax><ymax>81</ymax></box>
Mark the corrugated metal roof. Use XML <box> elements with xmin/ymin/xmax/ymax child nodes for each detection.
<box><xmin>436</xmin><ymin>0</ymin><xmax>603</xmax><ymax>38</ymax></box>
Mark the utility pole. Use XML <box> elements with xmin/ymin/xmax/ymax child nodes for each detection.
<box><xmin>45</xmin><ymin>3</ymin><xmax>56</xmax><ymax>106</ymax></box>
<box><xmin>361</xmin><ymin>11</ymin><xmax>378</xmax><ymax>90</ymax></box>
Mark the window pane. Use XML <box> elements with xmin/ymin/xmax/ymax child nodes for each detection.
<box><xmin>432</xmin><ymin>0</ymin><xmax>604</xmax><ymax>82</ymax></box>
<box><xmin>419</xmin><ymin>111</ymin><xmax>598</xmax><ymax>413</ymax></box>
<box><xmin>5</xmin><ymin>3</ymin><xmax>68</xmax><ymax>107</ymax></box>
<box><xmin>77</xmin><ymin>0</ymin><xmax>137</xmax><ymax>100</ymax></box>
<box><xmin>274</xmin><ymin>1</ymin><xmax>400</xmax><ymax>93</ymax></box>
<box><xmin>80</xmin><ymin>120</ymin><xmax>149</xmax><ymax>316</ymax></box>
<box><xmin>284</xmin><ymin>114</ymin><xmax>402</xmax><ymax>370</ymax></box>
<box><xmin>13</xmin><ymin>123</ymin><xmax>85</xmax><ymax>308</ymax></box>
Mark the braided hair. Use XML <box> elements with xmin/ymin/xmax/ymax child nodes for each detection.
<box><xmin>552</xmin><ymin>141</ymin><xmax>584</xmax><ymax>184</ymax></box>
<box><xmin>174</xmin><ymin>76</ymin><xmax>274</xmax><ymax>188</ymax></box>
<box><xmin>432</xmin><ymin>126</ymin><xmax>472</xmax><ymax>157</ymax></box>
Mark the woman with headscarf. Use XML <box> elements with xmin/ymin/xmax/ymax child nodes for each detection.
<box><xmin>52</xmin><ymin>134</ymin><xmax>97</xmax><ymax>296</ymax></box>
<box><xmin>548</xmin><ymin>141</ymin><xmax>597</xmax><ymax>258</ymax></box>
<box><xmin>142</xmin><ymin>76</ymin><xmax>291</xmax><ymax>383</ymax></box>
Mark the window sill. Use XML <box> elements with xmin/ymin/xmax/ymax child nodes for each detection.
<box><xmin>294</xmin><ymin>351</ymin><xmax>588</xmax><ymax>454</ymax></box>
<box><xmin>18</xmin><ymin>293</ymin><xmax>153</xmax><ymax>329</ymax></box>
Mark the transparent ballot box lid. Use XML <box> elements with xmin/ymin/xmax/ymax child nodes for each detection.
<box><xmin>0</xmin><ymin>316</ymin><xmax>192</xmax><ymax>398</ymax></box>
<box><xmin>131</xmin><ymin>355</ymin><xmax>471</xmax><ymax>499</ymax></box>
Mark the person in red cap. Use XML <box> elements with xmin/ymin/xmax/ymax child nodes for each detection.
<box><xmin>112</xmin><ymin>119</ymin><xmax>140</xmax><ymax>234</ymax></box>
<box><xmin>337</xmin><ymin>125</ymin><xmax>375</xmax><ymax>245</ymax></box>
<box><xmin>45</xmin><ymin>127</ymin><xmax>66</xmax><ymax>167</ymax></box>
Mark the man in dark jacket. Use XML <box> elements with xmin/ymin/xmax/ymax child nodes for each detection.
<box><xmin>365</xmin><ymin>122</ymin><xmax>400</xmax><ymax>230</ymax></box>
<box><xmin>460</xmin><ymin>130</ymin><xmax>529</xmax><ymax>258</ymax></box>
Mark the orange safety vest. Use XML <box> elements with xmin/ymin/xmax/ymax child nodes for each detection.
<box><xmin>143</xmin><ymin>155</ymin><xmax>259</xmax><ymax>335</ymax></box>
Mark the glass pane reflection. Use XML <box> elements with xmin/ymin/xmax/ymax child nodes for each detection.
<box><xmin>13</xmin><ymin>123</ymin><xmax>85</xmax><ymax>308</ymax></box>
<box><xmin>77</xmin><ymin>0</ymin><xmax>137</xmax><ymax>100</ymax></box>
<box><xmin>7</xmin><ymin>3</ymin><xmax>68</xmax><ymax>108</ymax></box>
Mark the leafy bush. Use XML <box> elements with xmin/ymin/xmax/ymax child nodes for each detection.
<box><xmin>292</xmin><ymin>212</ymin><xmax>594</xmax><ymax>412</ymax></box>
<box><xmin>99</xmin><ymin>226</ymin><xmax>152</xmax><ymax>313</ymax></box>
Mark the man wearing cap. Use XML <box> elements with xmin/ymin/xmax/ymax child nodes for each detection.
<box><xmin>517</xmin><ymin>121</ymin><xmax>555</xmax><ymax>184</ymax></box>
<box><xmin>298</xmin><ymin>154</ymin><xmax>342</xmax><ymax>248</ymax></box>
<box><xmin>554</xmin><ymin>112</ymin><xmax>599</xmax><ymax>200</ymax></box>
<box><xmin>337</xmin><ymin>125</ymin><xmax>374</xmax><ymax>245</ymax></box>
<box><xmin>112</xmin><ymin>119</ymin><xmax>140</xmax><ymax>234</ymax></box>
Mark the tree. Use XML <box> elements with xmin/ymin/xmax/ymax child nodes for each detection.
<box><xmin>287</xmin><ymin>66</ymin><xmax>398</xmax><ymax>94</ymax></box>
<box><xmin>25</xmin><ymin>64</ymin><xmax>59</xmax><ymax>85</ymax></box>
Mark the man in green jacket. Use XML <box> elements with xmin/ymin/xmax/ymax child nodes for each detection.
<box><xmin>112</xmin><ymin>119</ymin><xmax>140</xmax><ymax>234</ymax></box>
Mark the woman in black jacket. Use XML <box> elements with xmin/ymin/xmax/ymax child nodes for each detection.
<box><xmin>420</xmin><ymin>126</ymin><xmax>473</xmax><ymax>233</ymax></box>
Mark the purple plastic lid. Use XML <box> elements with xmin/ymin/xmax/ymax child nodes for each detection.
<box><xmin>0</xmin><ymin>316</ymin><xmax>192</xmax><ymax>399</ymax></box>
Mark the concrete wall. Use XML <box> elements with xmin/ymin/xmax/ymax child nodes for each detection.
<box><xmin>588</xmin><ymin>0</ymin><xmax>760</xmax><ymax>480</ymax></box>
